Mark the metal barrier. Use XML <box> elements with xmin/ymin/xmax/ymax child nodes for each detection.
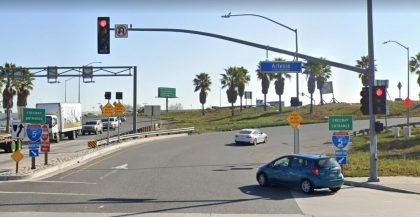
<box><xmin>94</xmin><ymin>127</ymin><xmax>195</xmax><ymax>147</ymax></box>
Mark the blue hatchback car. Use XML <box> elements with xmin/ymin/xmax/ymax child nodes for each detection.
<box><xmin>256</xmin><ymin>154</ymin><xmax>344</xmax><ymax>193</ymax></box>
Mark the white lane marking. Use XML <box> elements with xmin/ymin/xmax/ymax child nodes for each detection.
<box><xmin>0</xmin><ymin>191</ymin><xmax>95</xmax><ymax>196</ymax></box>
<box><xmin>112</xmin><ymin>163</ymin><xmax>128</xmax><ymax>170</ymax></box>
<box><xmin>98</xmin><ymin>205</ymin><xmax>104</xmax><ymax>209</ymax></box>
<box><xmin>19</xmin><ymin>180</ymin><xmax>97</xmax><ymax>185</ymax></box>
<box><xmin>99</xmin><ymin>163</ymin><xmax>128</xmax><ymax>180</ymax></box>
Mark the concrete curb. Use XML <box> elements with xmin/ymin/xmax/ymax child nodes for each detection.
<box><xmin>344</xmin><ymin>180</ymin><xmax>420</xmax><ymax>195</ymax></box>
<box><xmin>0</xmin><ymin>134</ymin><xmax>188</xmax><ymax>181</ymax></box>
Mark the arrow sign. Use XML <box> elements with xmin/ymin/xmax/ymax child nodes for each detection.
<box><xmin>29</xmin><ymin>149</ymin><xmax>39</xmax><ymax>157</ymax></box>
<box><xmin>12</xmin><ymin>121</ymin><xmax>26</xmax><ymax>140</ymax></box>
<box><xmin>335</xmin><ymin>156</ymin><xmax>347</xmax><ymax>165</ymax></box>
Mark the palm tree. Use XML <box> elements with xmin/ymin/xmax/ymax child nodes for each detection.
<box><xmin>355</xmin><ymin>55</ymin><xmax>377</xmax><ymax>87</ymax></box>
<box><xmin>0</xmin><ymin>63</ymin><xmax>17</xmax><ymax>133</ymax></box>
<box><xmin>303</xmin><ymin>60</ymin><xmax>321</xmax><ymax>113</ymax></box>
<box><xmin>220</xmin><ymin>67</ymin><xmax>238</xmax><ymax>116</ymax></box>
<box><xmin>409</xmin><ymin>53</ymin><xmax>420</xmax><ymax>88</ymax></box>
<box><xmin>356</xmin><ymin>56</ymin><xmax>369</xmax><ymax>87</ymax></box>
<box><xmin>16</xmin><ymin>68</ymin><xmax>34</xmax><ymax>120</ymax></box>
<box><xmin>273</xmin><ymin>58</ymin><xmax>291</xmax><ymax>113</ymax></box>
<box><xmin>316</xmin><ymin>58</ymin><xmax>332</xmax><ymax>105</ymax></box>
<box><xmin>193</xmin><ymin>72</ymin><xmax>212</xmax><ymax>116</ymax></box>
<box><xmin>235</xmin><ymin>67</ymin><xmax>250</xmax><ymax>112</ymax></box>
<box><xmin>256</xmin><ymin>65</ymin><xmax>274</xmax><ymax>111</ymax></box>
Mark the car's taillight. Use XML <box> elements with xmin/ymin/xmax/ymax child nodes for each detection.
<box><xmin>246</xmin><ymin>135</ymin><xmax>252</xmax><ymax>138</ymax></box>
<box><xmin>311</xmin><ymin>165</ymin><xmax>319</xmax><ymax>176</ymax></box>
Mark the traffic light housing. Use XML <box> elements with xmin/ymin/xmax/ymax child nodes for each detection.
<box><xmin>97</xmin><ymin>17</ymin><xmax>110</xmax><ymax>54</ymax></box>
<box><xmin>105</xmin><ymin>91</ymin><xmax>111</xmax><ymax>100</ymax></box>
<box><xmin>360</xmin><ymin>87</ymin><xmax>369</xmax><ymax>115</ymax></box>
<box><xmin>375</xmin><ymin>121</ymin><xmax>384</xmax><ymax>133</ymax></box>
<box><xmin>372</xmin><ymin>86</ymin><xmax>387</xmax><ymax>114</ymax></box>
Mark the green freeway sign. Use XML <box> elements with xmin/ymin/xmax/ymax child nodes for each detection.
<box><xmin>158</xmin><ymin>87</ymin><xmax>176</xmax><ymax>98</ymax></box>
<box><xmin>329</xmin><ymin>115</ymin><xmax>353</xmax><ymax>131</ymax></box>
<box><xmin>23</xmin><ymin>108</ymin><xmax>45</xmax><ymax>124</ymax></box>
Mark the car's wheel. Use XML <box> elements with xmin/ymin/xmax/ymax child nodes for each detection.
<box><xmin>301</xmin><ymin>179</ymin><xmax>314</xmax><ymax>194</ymax></box>
<box><xmin>82</xmin><ymin>132</ymin><xmax>85</xmax><ymax>135</ymax></box>
<box><xmin>329</xmin><ymin>187</ymin><xmax>341</xmax><ymax>193</ymax></box>
<box><xmin>235</xmin><ymin>141</ymin><xmax>240</xmax><ymax>145</ymax></box>
<box><xmin>253</xmin><ymin>139</ymin><xmax>257</xmax><ymax>146</ymax></box>
<box><xmin>257</xmin><ymin>173</ymin><xmax>269</xmax><ymax>187</ymax></box>
<box><xmin>263</xmin><ymin>136</ymin><xmax>268</xmax><ymax>143</ymax></box>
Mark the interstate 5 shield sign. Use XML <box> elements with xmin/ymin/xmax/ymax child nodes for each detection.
<box><xmin>26</xmin><ymin>124</ymin><xmax>42</xmax><ymax>142</ymax></box>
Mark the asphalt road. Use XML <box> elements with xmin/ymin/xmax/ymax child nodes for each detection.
<box><xmin>0</xmin><ymin>117</ymin><xmax>419</xmax><ymax>216</ymax></box>
<box><xmin>0</xmin><ymin>117</ymin><xmax>161</xmax><ymax>173</ymax></box>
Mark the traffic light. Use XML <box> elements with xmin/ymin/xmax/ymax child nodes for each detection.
<box><xmin>372</xmin><ymin>86</ymin><xmax>387</xmax><ymax>114</ymax></box>
<box><xmin>97</xmin><ymin>17</ymin><xmax>110</xmax><ymax>54</ymax></box>
<box><xmin>105</xmin><ymin>91</ymin><xmax>111</xmax><ymax>100</ymax></box>
<box><xmin>375</xmin><ymin>121</ymin><xmax>384</xmax><ymax>133</ymax></box>
<box><xmin>360</xmin><ymin>87</ymin><xmax>369</xmax><ymax>115</ymax></box>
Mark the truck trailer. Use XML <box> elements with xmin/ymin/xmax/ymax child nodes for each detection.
<box><xmin>36</xmin><ymin>103</ymin><xmax>82</xmax><ymax>143</ymax></box>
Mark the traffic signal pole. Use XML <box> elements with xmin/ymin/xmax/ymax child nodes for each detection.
<box><xmin>367</xmin><ymin>0</ymin><xmax>379</xmax><ymax>182</ymax></box>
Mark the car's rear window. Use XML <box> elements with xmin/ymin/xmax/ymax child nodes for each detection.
<box><xmin>317</xmin><ymin>158</ymin><xmax>339</xmax><ymax>169</ymax></box>
<box><xmin>85</xmin><ymin>121</ymin><xmax>97</xmax><ymax>125</ymax></box>
<box><xmin>239</xmin><ymin>130</ymin><xmax>252</xmax><ymax>134</ymax></box>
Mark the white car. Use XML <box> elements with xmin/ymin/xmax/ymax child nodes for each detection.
<box><xmin>235</xmin><ymin>129</ymin><xmax>268</xmax><ymax>145</ymax></box>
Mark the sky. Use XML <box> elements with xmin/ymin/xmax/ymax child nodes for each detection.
<box><xmin>1</xmin><ymin>0</ymin><xmax>419</xmax><ymax>112</ymax></box>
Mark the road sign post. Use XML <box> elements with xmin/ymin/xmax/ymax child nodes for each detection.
<box><xmin>115</xmin><ymin>101</ymin><xmax>125</xmax><ymax>143</ymax></box>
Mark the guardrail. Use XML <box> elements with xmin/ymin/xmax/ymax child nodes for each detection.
<box><xmin>95</xmin><ymin>127</ymin><xmax>195</xmax><ymax>147</ymax></box>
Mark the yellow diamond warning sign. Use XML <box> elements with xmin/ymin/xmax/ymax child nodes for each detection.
<box><xmin>287</xmin><ymin>111</ymin><xmax>304</xmax><ymax>128</ymax></box>
<box><xmin>101</xmin><ymin>103</ymin><xmax>114</xmax><ymax>117</ymax></box>
<box><xmin>114</xmin><ymin>102</ymin><xmax>126</xmax><ymax>116</ymax></box>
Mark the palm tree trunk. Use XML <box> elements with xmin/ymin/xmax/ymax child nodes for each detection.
<box><xmin>264</xmin><ymin>94</ymin><xmax>267</xmax><ymax>111</ymax></box>
<box><xmin>320</xmin><ymin>90</ymin><xmax>324</xmax><ymax>105</ymax></box>
<box><xmin>240</xmin><ymin>97</ymin><xmax>243</xmax><ymax>112</ymax></box>
<box><xmin>231</xmin><ymin>103</ymin><xmax>234</xmax><ymax>116</ymax></box>
<box><xmin>310</xmin><ymin>94</ymin><xmax>313</xmax><ymax>113</ymax></box>
<box><xmin>5</xmin><ymin>107</ymin><xmax>10</xmax><ymax>133</ymax></box>
<box><xmin>279</xmin><ymin>95</ymin><xmax>282</xmax><ymax>113</ymax></box>
<box><xmin>202</xmin><ymin>103</ymin><xmax>204</xmax><ymax>116</ymax></box>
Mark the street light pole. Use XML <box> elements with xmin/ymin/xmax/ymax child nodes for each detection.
<box><xmin>64</xmin><ymin>77</ymin><xmax>76</xmax><ymax>103</ymax></box>
<box><xmin>81</xmin><ymin>62</ymin><xmax>102</xmax><ymax>103</ymax></box>
<box><xmin>383</xmin><ymin>40</ymin><xmax>410</xmax><ymax>127</ymax></box>
<box><xmin>222</xmin><ymin>12</ymin><xmax>300</xmax><ymax>153</ymax></box>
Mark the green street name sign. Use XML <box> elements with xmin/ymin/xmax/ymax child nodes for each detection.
<box><xmin>158</xmin><ymin>87</ymin><xmax>176</xmax><ymax>98</ymax></box>
<box><xmin>329</xmin><ymin>115</ymin><xmax>353</xmax><ymax>131</ymax></box>
<box><xmin>23</xmin><ymin>108</ymin><xmax>46</xmax><ymax>124</ymax></box>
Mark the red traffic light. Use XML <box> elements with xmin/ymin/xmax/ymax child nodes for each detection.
<box><xmin>376</xmin><ymin>88</ymin><xmax>383</xmax><ymax>96</ymax></box>
<box><xmin>99</xmin><ymin>19</ymin><xmax>107</xmax><ymax>28</ymax></box>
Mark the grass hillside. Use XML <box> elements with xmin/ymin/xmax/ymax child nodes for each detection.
<box><xmin>158</xmin><ymin>101</ymin><xmax>419</xmax><ymax>133</ymax></box>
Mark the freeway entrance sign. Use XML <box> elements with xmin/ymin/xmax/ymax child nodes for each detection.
<box><xmin>329</xmin><ymin>115</ymin><xmax>353</xmax><ymax>131</ymax></box>
<box><xmin>23</xmin><ymin>108</ymin><xmax>45</xmax><ymax>124</ymax></box>
<box><xmin>259</xmin><ymin>61</ymin><xmax>302</xmax><ymax>73</ymax></box>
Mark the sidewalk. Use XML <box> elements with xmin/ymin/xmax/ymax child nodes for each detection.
<box><xmin>344</xmin><ymin>176</ymin><xmax>420</xmax><ymax>195</ymax></box>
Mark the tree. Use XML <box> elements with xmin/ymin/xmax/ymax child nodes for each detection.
<box><xmin>15</xmin><ymin>68</ymin><xmax>34</xmax><ymax>120</ymax></box>
<box><xmin>409</xmin><ymin>53</ymin><xmax>420</xmax><ymax>88</ymax></box>
<box><xmin>303</xmin><ymin>60</ymin><xmax>321</xmax><ymax>113</ymax></box>
<box><xmin>220</xmin><ymin>67</ymin><xmax>238</xmax><ymax>116</ymax></box>
<box><xmin>355</xmin><ymin>55</ymin><xmax>377</xmax><ymax>87</ymax></box>
<box><xmin>0</xmin><ymin>63</ymin><xmax>17</xmax><ymax>133</ymax></box>
<box><xmin>193</xmin><ymin>72</ymin><xmax>212</xmax><ymax>116</ymax></box>
<box><xmin>235</xmin><ymin>67</ymin><xmax>250</xmax><ymax>112</ymax></box>
<box><xmin>256</xmin><ymin>65</ymin><xmax>274</xmax><ymax>111</ymax></box>
<box><xmin>316</xmin><ymin>58</ymin><xmax>332</xmax><ymax>105</ymax></box>
<box><xmin>273</xmin><ymin>58</ymin><xmax>291</xmax><ymax>113</ymax></box>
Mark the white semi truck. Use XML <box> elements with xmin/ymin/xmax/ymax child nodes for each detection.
<box><xmin>36</xmin><ymin>103</ymin><xmax>82</xmax><ymax>143</ymax></box>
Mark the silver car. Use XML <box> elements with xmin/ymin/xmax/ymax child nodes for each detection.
<box><xmin>235</xmin><ymin>129</ymin><xmax>268</xmax><ymax>145</ymax></box>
